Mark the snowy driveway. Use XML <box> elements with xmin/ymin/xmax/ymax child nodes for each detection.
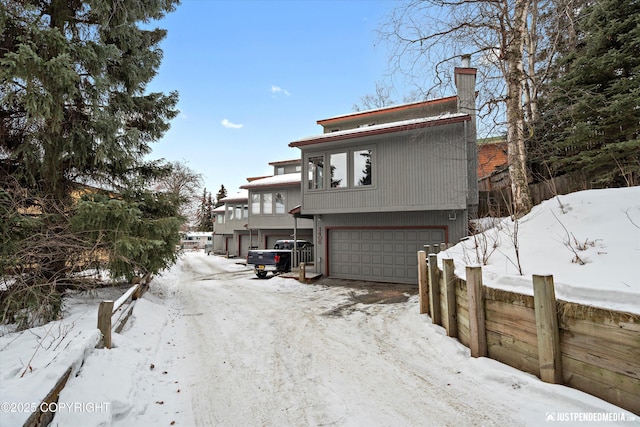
<box><xmin>52</xmin><ymin>252</ymin><xmax>636</xmax><ymax>426</ymax></box>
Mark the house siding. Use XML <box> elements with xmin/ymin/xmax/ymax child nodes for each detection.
<box><xmin>319</xmin><ymin>97</ymin><xmax>458</xmax><ymax>132</ymax></box>
<box><xmin>302</xmin><ymin>123</ymin><xmax>470</xmax><ymax>213</ymax></box>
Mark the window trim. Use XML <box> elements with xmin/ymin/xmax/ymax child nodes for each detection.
<box><xmin>306</xmin><ymin>146</ymin><xmax>375</xmax><ymax>191</ymax></box>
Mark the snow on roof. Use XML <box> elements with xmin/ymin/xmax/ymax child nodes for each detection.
<box><xmin>213</xmin><ymin>205</ymin><xmax>226</xmax><ymax>212</ymax></box>
<box><xmin>290</xmin><ymin>113</ymin><xmax>469</xmax><ymax>147</ymax></box>
<box><xmin>220</xmin><ymin>189</ymin><xmax>248</xmax><ymax>202</ymax></box>
<box><xmin>241</xmin><ymin>173</ymin><xmax>301</xmax><ymax>189</ymax></box>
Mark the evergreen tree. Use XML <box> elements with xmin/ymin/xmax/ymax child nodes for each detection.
<box><xmin>0</xmin><ymin>0</ymin><xmax>180</xmax><ymax>327</ymax></box>
<box><xmin>195</xmin><ymin>188</ymin><xmax>212</xmax><ymax>231</ymax></box>
<box><xmin>532</xmin><ymin>0</ymin><xmax>640</xmax><ymax>186</ymax></box>
<box><xmin>215</xmin><ymin>185</ymin><xmax>227</xmax><ymax>208</ymax></box>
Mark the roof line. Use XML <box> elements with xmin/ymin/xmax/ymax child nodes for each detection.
<box><xmin>316</xmin><ymin>95</ymin><xmax>457</xmax><ymax>125</ymax></box>
<box><xmin>290</xmin><ymin>114</ymin><xmax>470</xmax><ymax>148</ymax></box>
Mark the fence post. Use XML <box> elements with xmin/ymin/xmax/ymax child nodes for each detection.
<box><xmin>299</xmin><ymin>262</ymin><xmax>306</xmax><ymax>283</ymax></box>
<box><xmin>442</xmin><ymin>259</ymin><xmax>458</xmax><ymax>338</ymax></box>
<box><xmin>533</xmin><ymin>275</ymin><xmax>563</xmax><ymax>384</ymax></box>
<box><xmin>97</xmin><ymin>300</ymin><xmax>114</xmax><ymax>349</ymax></box>
<box><xmin>428</xmin><ymin>254</ymin><xmax>441</xmax><ymax>325</ymax></box>
<box><xmin>417</xmin><ymin>251</ymin><xmax>429</xmax><ymax>314</ymax></box>
<box><xmin>466</xmin><ymin>266</ymin><xmax>487</xmax><ymax>357</ymax></box>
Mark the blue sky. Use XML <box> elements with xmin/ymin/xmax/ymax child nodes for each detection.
<box><xmin>145</xmin><ymin>0</ymin><xmax>411</xmax><ymax>198</ymax></box>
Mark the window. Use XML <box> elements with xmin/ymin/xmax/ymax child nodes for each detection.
<box><xmin>353</xmin><ymin>149</ymin><xmax>372</xmax><ymax>186</ymax></box>
<box><xmin>275</xmin><ymin>192</ymin><xmax>286</xmax><ymax>214</ymax></box>
<box><xmin>227</xmin><ymin>205</ymin><xmax>234</xmax><ymax>220</ymax></box>
<box><xmin>262</xmin><ymin>193</ymin><xmax>272</xmax><ymax>214</ymax></box>
<box><xmin>308</xmin><ymin>156</ymin><xmax>324</xmax><ymax>190</ymax></box>
<box><xmin>329</xmin><ymin>152</ymin><xmax>347</xmax><ymax>188</ymax></box>
<box><xmin>251</xmin><ymin>194</ymin><xmax>260</xmax><ymax>214</ymax></box>
<box><xmin>243</xmin><ymin>204</ymin><xmax>248</xmax><ymax>219</ymax></box>
<box><xmin>217</xmin><ymin>214</ymin><xmax>224</xmax><ymax>224</ymax></box>
<box><xmin>235</xmin><ymin>205</ymin><xmax>242</xmax><ymax>220</ymax></box>
<box><xmin>295</xmin><ymin>165</ymin><xmax>301</xmax><ymax>172</ymax></box>
<box><xmin>276</xmin><ymin>167</ymin><xmax>285</xmax><ymax>175</ymax></box>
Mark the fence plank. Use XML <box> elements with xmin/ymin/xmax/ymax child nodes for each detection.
<box><xmin>466</xmin><ymin>266</ymin><xmax>487</xmax><ymax>357</ymax></box>
<box><xmin>533</xmin><ymin>275</ymin><xmax>563</xmax><ymax>384</ymax></box>
<box><xmin>417</xmin><ymin>251</ymin><xmax>429</xmax><ymax>314</ymax></box>
<box><xmin>428</xmin><ymin>254</ymin><xmax>441</xmax><ymax>325</ymax></box>
<box><xmin>442</xmin><ymin>259</ymin><xmax>457</xmax><ymax>337</ymax></box>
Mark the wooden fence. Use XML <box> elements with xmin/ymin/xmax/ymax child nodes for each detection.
<box><xmin>417</xmin><ymin>250</ymin><xmax>640</xmax><ymax>415</ymax></box>
<box><xmin>97</xmin><ymin>273</ymin><xmax>152</xmax><ymax>349</ymax></box>
<box><xmin>24</xmin><ymin>275</ymin><xmax>152</xmax><ymax>427</ymax></box>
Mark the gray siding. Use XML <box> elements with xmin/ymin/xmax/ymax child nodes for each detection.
<box><xmin>302</xmin><ymin>123</ymin><xmax>470</xmax><ymax>213</ymax></box>
<box><xmin>321</xmin><ymin>98</ymin><xmax>457</xmax><ymax>132</ymax></box>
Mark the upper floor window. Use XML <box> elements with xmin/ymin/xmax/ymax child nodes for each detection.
<box><xmin>235</xmin><ymin>205</ymin><xmax>242</xmax><ymax>220</ymax></box>
<box><xmin>330</xmin><ymin>152</ymin><xmax>347</xmax><ymax>188</ymax></box>
<box><xmin>308</xmin><ymin>156</ymin><xmax>324</xmax><ymax>190</ymax></box>
<box><xmin>227</xmin><ymin>205</ymin><xmax>234</xmax><ymax>220</ymax></box>
<box><xmin>217</xmin><ymin>214</ymin><xmax>224</xmax><ymax>224</ymax></box>
<box><xmin>275</xmin><ymin>192</ymin><xmax>286</xmax><ymax>214</ymax></box>
<box><xmin>305</xmin><ymin>148</ymin><xmax>373</xmax><ymax>190</ymax></box>
<box><xmin>353</xmin><ymin>149</ymin><xmax>372</xmax><ymax>186</ymax></box>
<box><xmin>262</xmin><ymin>193</ymin><xmax>273</xmax><ymax>214</ymax></box>
<box><xmin>276</xmin><ymin>167</ymin><xmax>285</xmax><ymax>175</ymax></box>
<box><xmin>251</xmin><ymin>194</ymin><xmax>260</xmax><ymax>214</ymax></box>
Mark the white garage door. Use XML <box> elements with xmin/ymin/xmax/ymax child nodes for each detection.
<box><xmin>328</xmin><ymin>228</ymin><xmax>446</xmax><ymax>284</ymax></box>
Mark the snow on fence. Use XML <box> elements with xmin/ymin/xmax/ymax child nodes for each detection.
<box><xmin>23</xmin><ymin>275</ymin><xmax>153</xmax><ymax>427</ymax></box>
<box><xmin>417</xmin><ymin>250</ymin><xmax>640</xmax><ymax>415</ymax></box>
<box><xmin>97</xmin><ymin>273</ymin><xmax>152</xmax><ymax>349</ymax></box>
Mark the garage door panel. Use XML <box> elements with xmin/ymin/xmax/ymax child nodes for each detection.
<box><xmin>329</xmin><ymin>227</ymin><xmax>445</xmax><ymax>284</ymax></box>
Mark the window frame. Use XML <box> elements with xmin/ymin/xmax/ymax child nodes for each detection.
<box><xmin>306</xmin><ymin>146</ymin><xmax>374</xmax><ymax>191</ymax></box>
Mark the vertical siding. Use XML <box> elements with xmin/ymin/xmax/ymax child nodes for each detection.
<box><xmin>302</xmin><ymin>122</ymin><xmax>469</xmax><ymax>213</ymax></box>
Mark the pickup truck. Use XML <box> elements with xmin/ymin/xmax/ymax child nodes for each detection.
<box><xmin>246</xmin><ymin>249</ymin><xmax>292</xmax><ymax>279</ymax></box>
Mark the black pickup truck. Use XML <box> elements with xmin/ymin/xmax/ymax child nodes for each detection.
<box><xmin>246</xmin><ymin>249</ymin><xmax>292</xmax><ymax>279</ymax></box>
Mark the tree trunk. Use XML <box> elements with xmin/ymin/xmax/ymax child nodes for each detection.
<box><xmin>505</xmin><ymin>0</ymin><xmax>534</xmax><ymax>217</ymax></box>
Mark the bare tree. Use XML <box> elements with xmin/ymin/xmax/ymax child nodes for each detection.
<box><xmin>153</xmin><ymin>161</ymin><xmax>203</xmax><ymax>225</ymax></box>
<box><xmin>377</xmin><ymin>0</ymin><xmax>575</xmax><ymax>216</ymax></box>
<box><xmin>352</xmin><ymin>82</ymin><xmax>396</xmax><ymax>112</ymax></box>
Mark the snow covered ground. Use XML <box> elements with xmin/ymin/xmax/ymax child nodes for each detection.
<box><xmin>0</xmin><ymin>187</ymin><xmax>639</xmax><ymax>426</ymax></box>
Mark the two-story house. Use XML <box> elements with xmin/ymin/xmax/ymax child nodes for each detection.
<box><xmin>240</xmin><ymin>159</ymin><xmax>313</xmax><ymax>249</ymax></box>
<box><xmin>211</xmin><ymin>189</ymin><xmax>250</xmax><ymax>257</ymax></box>
<box><xmin>288</xmin><ymin>59</ymin><xmax>478</xmax><ymax>284</ymax></box>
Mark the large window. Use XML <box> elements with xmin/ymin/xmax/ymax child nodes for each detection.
<box><xmin>308</xmin><ymin>156</ymin><xmax>324</xmax><ymax>190</ymax></box>
<box><xmin>353</xmin><ymin>149</ymin><xmax>373</xmax><ymax>186</ymax></box>
<box><xmin>262</xmin><ymin>193</ymin><xmax>273</xmax><ymax>214</ymax></box>
<box><xmin>235</xmin><ymin>205</ymin><xmax>242</xmax><ymax>220</ymax></box>
<box><xmin>251</xmin><ymin>194</ymin><xmax>260</xmax><ymax>214</ymax></box>
<box><xmin>330</xmin><ymin>152</ymin><xmax>347</xmax><ymax>188</ymax></box>
<box><xmin>227</xmin><ymin>205</ymin><xmax>234</xmax><ymax>220</ymax></box>
<box><xmin>275</xmin><ymin>192</ymin><xmax>286</xmax><ymax>214</ymax></box>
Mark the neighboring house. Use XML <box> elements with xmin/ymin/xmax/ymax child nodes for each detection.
<box><xmin>212</xmin><ymin>189</ymin><xmax>250</xmax><ymax>257</ymax></box>
<box><xmin>211</xmin><ymin>204</ymin><xmax>227</xmax><ymax>254</ymax></box>
<box><xmin>477</xmin><ymin>136</ymin><xmax>509</xmax><ymax>191</ymax></box>
<box><xmin>287</xmin><ymin>59</ymin><xmax>478</xmax><ymax>284</ymax></box>
<box><xmin>180</xmin><ymin>231</ymin><xmax>212</xmax><ymax>250</ymax></box>
<box><xmin>240</xmin><ymin>159</ymin><xmax>313</xmax><ymax>253</ymax></box>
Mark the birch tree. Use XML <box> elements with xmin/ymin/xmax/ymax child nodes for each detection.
<box><xmin>379</xmin><ymin>0</ymin><xmax>568</xmax><ymax>216</ymax></box>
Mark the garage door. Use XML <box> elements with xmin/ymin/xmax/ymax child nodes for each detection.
<box><xmin>328</xmin><ymin>228</ymin><xmax>446</xmax><ymax>284</ymax></box>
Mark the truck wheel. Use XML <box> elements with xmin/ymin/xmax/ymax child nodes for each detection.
<box><xmin>256</xmin><ymin>271</ymin><xmax>268</xmax><ymax>279</ymax></box>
